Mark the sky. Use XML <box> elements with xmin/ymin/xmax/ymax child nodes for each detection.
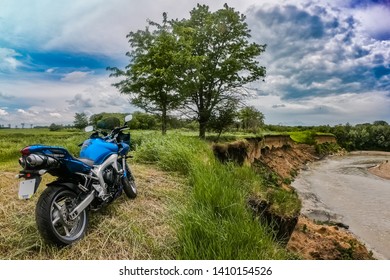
<box><xmin>0</xmin><ymin>0</ymin><xmax>389</xmax><ymax>127</ymax></box>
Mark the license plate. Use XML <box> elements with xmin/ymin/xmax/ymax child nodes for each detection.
<box><xmin>18</xmin><ymin>179</ymin><xmax>37</xmax><ymax>200</ymax></box>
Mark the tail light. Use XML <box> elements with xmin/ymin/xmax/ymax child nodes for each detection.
<box><xmin>20</xmin><ymin>147</ymin><xmax>30</xmax><ymax>156</ymax></box>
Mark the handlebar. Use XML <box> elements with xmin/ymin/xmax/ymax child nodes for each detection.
<box><xmin>90</xmin><ymin>125</ymin><xmax>129</xmax><ymax>143</ymax></box>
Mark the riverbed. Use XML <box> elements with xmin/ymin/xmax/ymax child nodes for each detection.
<box><xmin>291</xmin><ymin>151</ymin><xmax>390</xmax><ymax>260</ymax></box>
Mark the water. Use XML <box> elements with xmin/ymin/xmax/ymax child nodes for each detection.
<box><xmin>292</xmin><ymin>151</ymin><xmax>390</xmax><ymax>259</ymax></box>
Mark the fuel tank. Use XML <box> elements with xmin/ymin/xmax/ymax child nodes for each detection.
<box><xmin>80</xmin><ymin>138</ymin><xmax>118</xmax><ymax>165</ymax></box>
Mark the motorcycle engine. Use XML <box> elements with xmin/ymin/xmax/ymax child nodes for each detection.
<box><xmin>103</xmin><ymin>166</ymin><xmax>116</xmax><ymax>187</ymax></box>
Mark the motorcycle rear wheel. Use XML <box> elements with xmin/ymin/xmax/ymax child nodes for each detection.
<box><xmin>123</xmin><ymin>164</ymin><xmax>137</xmax><ymax>199</ymax></box>
<box><xmin>35</xmin><ymin>185</ymin><xmax>88</xmax><ymax>246</ymax></box>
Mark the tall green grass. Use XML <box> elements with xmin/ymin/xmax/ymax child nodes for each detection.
<box><xmin>133</xmin><ymin>133</ymin><xmax>296</xmax><ymax>259</ymax></box>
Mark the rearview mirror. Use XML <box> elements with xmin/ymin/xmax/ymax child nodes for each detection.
<box><xmin>84</xmin><ymin>125</ymin><xmax>94</xmax><ymax>132</ymax></box>
<box><xmin>125</xmin><ymin>114</ymin><xmax>133</xmax><ymax>123</ymax></box>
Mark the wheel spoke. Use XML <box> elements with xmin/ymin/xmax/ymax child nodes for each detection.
<box><xmin>53</xmin><ymin>202</ymin><xmax>62</xmax><ymax>211</ymax></box>
<box><xmin>63</xmin><ymin>225</ymin><xmax>70</xmax><ymax>237</ymax></box>
<box><xmin>52</xmin><ymin>216</ymin><xmax>60</xmax><ymax>226</ymax></box>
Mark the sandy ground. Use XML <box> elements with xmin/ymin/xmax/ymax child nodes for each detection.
<box><xmin>368</xmin><ymin>160</ymin><xmax>390</xmax><ymax>180</ymax></box>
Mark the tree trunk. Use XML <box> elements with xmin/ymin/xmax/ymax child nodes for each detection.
<box><xmin>161</xmin><ymin>107</ymin><xmax>167</xmax><ymax>135</ymax></box>
<box><xmin>199</xmin><ymin>121</ymin><xmax>207</xmax><ymax>139</ymax></box>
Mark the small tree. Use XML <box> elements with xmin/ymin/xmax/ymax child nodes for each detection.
<box><xmin>73</xmin><ymin>112</ymin><xmax>88</xmax><ymax>129</ymax></box>
<box><xmin>49</xmin><ymin>123</ymin><xmax>62</xmax><ymax>131</ymax></box>
<box><xmin>208</xmin><ymin>101</ymin><xmax>238</xmax><ymax>141</ymax></box>
<box><xmin>238</xmin><ymin>106</ymin><xmax>264</xmax><ymax>133</ymax></box>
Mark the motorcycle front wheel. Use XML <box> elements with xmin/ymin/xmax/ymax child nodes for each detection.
<box><xmin>123</xmin><ymin>164</ymin><xmax>137</xmax><ymax>199</ymax></box>
<box><xmin>35</xmin><ymin>185</ymin><xmax>88</xmax><ymax>246</ymax></box>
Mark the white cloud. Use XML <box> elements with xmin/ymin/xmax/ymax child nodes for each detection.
<box><xmin>352</xmin><ymin>4</ymin><xmax>390</xmax><ymax>40</ymax></box>
<box><xmin>0</xmin><ymin>48</ymin><xmax>23</xmax><ymax>71</ymax></box>
<box><xmin>0</xmin><ymin>74</ymin><xmax>135</xmax><ymax>126</ymax></box>
<box><xmin>61</xmin><ymin>71</ymin><xmax>94</xmax><ymax>82</ymax></box>
<box><xmin>49</xmin><ymin>112</ymin><xmax>62</xmax><ymax>118</ymax></box>
<box><xmin>250</xmin><ymin>91</ymin><xmax>390</xmax><ymax>125</ymax></box>
<box><xmin>0</xmin><ymin>109</ymin><xmax>8</xmax><ymax>116</ymax></box>
<box><xmin>0</xmin><ymin>0</ymin><xmax>389</xmax><ymax>126</ymax></box>
<box><xmin>17</xmin><ymin>109</ymin><xmax>37</xmax><ymax>117</ymax></box>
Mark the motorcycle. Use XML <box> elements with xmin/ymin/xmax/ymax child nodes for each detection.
<box><xmin>16</xmin><ymin>114</ymin><xmax>137</xmax><ymax>246</ymax></box>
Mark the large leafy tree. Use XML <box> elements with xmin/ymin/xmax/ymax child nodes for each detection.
<box><xmin>108</xmin><ymin>13</ymin><xmax>184</xmax><ymax>135</ymax></box>
<box><xmin>174</xmin><ymin>4</ymin><xmax>266</xmax><ymax>138</ymax></box>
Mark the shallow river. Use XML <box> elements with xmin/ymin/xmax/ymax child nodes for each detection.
<box><xmin>291</xmin><ymin>151</ymin><xmax>390</xmax><ymax>259</ymax></box>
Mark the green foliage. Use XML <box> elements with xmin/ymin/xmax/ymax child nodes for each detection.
<box><xmin>238</xmin><ymin>106</ymin><xmax>265</xmax><ymax>133</ymax></box>
<box><xmin>174</xmin><ymin>4</ymin><xmax>267</xmax><ymax>138</ymax></box>
<box><xmin>208</xmin><ymin>101</ymin><xmax>238</xmax><ymax>141</ymax></box>
<box><xmin>90</xmin><ymin>112</ymin><xmax>128</xmax><ymax>127</ymax></box>
<box><xmin>49</xmin><ymin>123</ymin><xmax>63</xmax><ymax>131</ymax></box>
<box><xmin>315</xmin><ymin>142</ymin><xmax>341</xmax><ymax>157</ymax></box>
<box><xmin>288</xmin><ymin>131</ymin><xmax>316</xmax><ymax>145</ymax></box>
<box><xmin>109</xmin><ymin>13</ymin><xmax>185</xmax><ymax>135</ymax></box>
<box><xmin>110</xmin><ymin>4</ymin><xmax>266</xmax><ymax>138</ymax></box>
<box><xmin>73</xmin><ymin>113</ymin><xmax>88</xmax><ymax>130</ymax></box>
<box><xmin>329</xmin><ymin>122</ymin><xmax>390</xmax><ymax>151</ymax></box>
<box><xmin>97</xmin><ymin>117</ymin><xmax>120</xmax><ymax>130</ymax></box>
<box><xmin>128</xmin><ymin>111</ymin><xmax>159</xmax><ymax>130</ymax></box>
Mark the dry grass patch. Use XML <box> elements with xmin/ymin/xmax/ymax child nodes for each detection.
<box><xmin>0</xmin><ymin>163</ymin><xmax>187</xmax><ymax>260</ymax></box>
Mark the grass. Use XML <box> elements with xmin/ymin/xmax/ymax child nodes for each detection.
<box><xmin>0</xmin><ymin>128</ymin><xmax>298</xmax><ymax>260</ymax></box>
<box><xmin>133</xmin><ymin>133</ymin><xmax>298</xmax><ymax>259</ymax></box>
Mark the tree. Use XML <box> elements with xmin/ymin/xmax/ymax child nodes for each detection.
<box><xmin>208</xmin><ymin>100</ymin><xmax>238</xmax><ymax>141</ymax></box>
<box><xmin>238</xmin><ymin>106</ymin><xmax>264</xmax><ymax>133</ymax></box>
<box><xmin>109</xmin><ymin>13</ymin><xmax>185</xmax><ymax>135</ymax></box>
<box><xmin>373</xmin><ymin>120</ymin><xmax>388</xmax><ymax>126</ymax></box>
<box><xmin>174</xmin><ymin>4</ymin><xmax>266</xmax><ymax>138</ymax></box>
<box><xmin>73</xmin><ymin>112</ymin><xmax>88</xmax><ymax>129</ymax></box>
<box><xmin>49</xmin><ymin>123</ymin><xmax>62</xmax><ymax>131</ymax></box>
<box><xmin>97</xmin><ymin>117</ymin><xmax>121</xmax><ymax>130</ymax></box>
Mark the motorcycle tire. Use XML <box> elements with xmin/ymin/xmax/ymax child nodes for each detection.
<box><xmin>123</xmin><ymin>164</ymin><xmax>137</xmax><ymax>199</ymax></box>
<box><xmin>35</xmin><ymin>185</ymin><xmax>89</xmax><ymax>246</ymax></box>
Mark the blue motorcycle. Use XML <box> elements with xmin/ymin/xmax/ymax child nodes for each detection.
<box><xmin>17</xmin><ymin>115</ymin><xmax>137</xmax><ymax>246</ymax></box>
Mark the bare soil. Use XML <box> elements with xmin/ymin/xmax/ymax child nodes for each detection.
<box><xmin>368</xmin><ymin>160</ymin><xmax>390</xmax><ymax>180</ymax></box>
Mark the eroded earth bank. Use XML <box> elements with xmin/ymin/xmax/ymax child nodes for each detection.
<box><xmin>213</xmin><ymin>135</ymin><xmax>377</xmax><ymax>260</ymax></box>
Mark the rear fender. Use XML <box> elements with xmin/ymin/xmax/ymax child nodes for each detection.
<box><xmin>46</xmin><ymin>181</ymin><xmax>79</xmax><ymax>193</ymax></box>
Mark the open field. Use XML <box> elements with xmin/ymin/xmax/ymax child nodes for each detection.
<box><xmin>0</xmin><ymin>129</ymin><xmax>297</xmax><ymax>260</ymax></box>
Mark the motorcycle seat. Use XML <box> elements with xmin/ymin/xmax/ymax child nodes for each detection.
<box><xmin>77</xmin><ymin>158</ymin><xmax>95</xmax><ymax>167</ymax></box>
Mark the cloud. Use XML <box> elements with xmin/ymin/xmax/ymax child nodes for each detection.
<box><xmin>49</xmin><ymin>112</ymin><xmax>62</xmax><ymax>118</ymax></box>
<box><xmin>353</xmin><ymin>4</ymin><xmax>390</xmax><ymax>40</ymax></box>
<box><xmin>246</xmin><ymin>1</ymin><xmax>390</xmax><ymax>103</ymax></box>
<box><xmin>0</xmin><ymin>91</ymin><xmax>15</xmax><ymax>100</ymax></box>
<box><xmin>61</xmin><ymin>71</ymin><xmax>94</xmax><ymax>82</ymax></box>
<box><xmin>272</xmin><ymin>104</ymin><xmax>286</xmax><ymax>108</ymax></box>
<box><xmin>17</xmin><ymin>109</ymin><xmax>37</xmax><ymax>117</ymax></box>
<box><xmin>66</xmin><ymin>93</ymin><xmax>94</xmax><ymax>108</ymax></box>
<box><xmin>0</xmin><ymin>48</ymin><xmax>23</xmax><ymax>71</ymax></box>
<box><xmin>250</xmin><ymin>90</ymin><xmax>390</xmax><ymax>125</ymax></box>
<box><xmin>0</xmin><ymin>109</ymin><xmax>8</xmax><ymax>116</ymax></box>
<box><xmin>1</xmin><ymin>0</ymin><xmax>389</xmax><ymax>126</ymax></box>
